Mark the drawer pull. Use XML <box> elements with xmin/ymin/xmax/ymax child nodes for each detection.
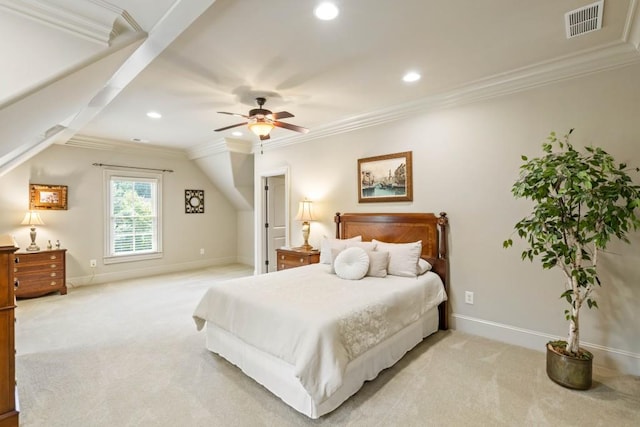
<box><xmin>280</xmin><ymin>255</ymin><xmax>284</xmax><ymax>260</ymax></box>
<box><xmin>299</xmin><ymin>258</ymin><xmax>304</xmax><ymax>263</ymax></box>
<box><xmin>14</xmin><ymin>279</ymin><xmax>19</xmax><ymax>288</ymax></box>
<box><xmin>50</xmin><ymin>272</ymin><xmax>57</xmax><ymax>277</ymax></box>
<box><xmin>14</xmin><ymin>257</ymin><xmax>19</xmax><ymax>263</ymax></box>
<box><xmin>50</xmin><ymin>264</ymin><xmax>57</xmax><ymax>269</ymax></box>
<box><xmin>50</xmin><ymin>281</ymin><xmax>57</xmax><ymax>286</ymax></box>
<box><xmin>50</xmin><ymin>255</ymin><xmax>57</xmax><ymax>260</ymax></box>
<box><xmin>14</xmin><ymin>267</ymin><xmax>17</xmax><ymax>273</ymax></box>
<box><xmin>280</xmin><ymin>264</ymin><xmax>284</xmax><ymax>269</ymax></box>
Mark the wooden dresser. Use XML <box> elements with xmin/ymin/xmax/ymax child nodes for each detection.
<box><xmin>0</xmin><ymin>241</ymin><xmax>19</xmax><ymax>427</ymax></box>
<box><xmin>14</xmin><ymin>249</ymin><xmax>67</xmax><ymax>299</ymax></box>
<box><xmin>276</xmin><ymin>248</ymin><xmax>320</xmax><ymax>271</ymax></box>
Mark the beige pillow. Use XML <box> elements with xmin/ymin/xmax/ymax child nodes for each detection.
<box><xmin>330</xmin><ymin>242</ymin><xmax>377</xmax><ymax>273</ymax></box>
<box><xmin>367</xmin><ymin>251</ymin><xmax>389</xmax><ymax>278</ymax></box>
<box><xmin>372</xmin><ymin>239</ymin><xmax>422</xmax><ymax>277</ymax></box>
<box><xmin>418</xmin><ymin>258</ymin><xmax>432</xmax><ymax>275</ymax></box>
<box><xmin>320</xmin><ymin>235</ymin><xmax>362</xmax><ymax>264</ymax></box>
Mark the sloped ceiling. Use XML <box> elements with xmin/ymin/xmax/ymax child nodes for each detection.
<box><xmin>0</xmin><ymin>0</ymin><xmax>215</xmax><ymax>176</ymax></box>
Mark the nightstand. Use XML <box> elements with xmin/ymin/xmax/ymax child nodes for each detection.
<box><xmin>14</xmin><ymin>249</ymin><xmax>67</xmax><ymax>298</ymax></box>
<box><xmin>276</xmin><ymin>248</ymin><xmax>320</xmax><ymax>271</ymax></box>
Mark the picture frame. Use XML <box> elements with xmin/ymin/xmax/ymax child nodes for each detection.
<box><xmin>358</xmin><ymin>151</ymin><xmax>413</xmax><ymax>203</ymax></box>
<box><xmin>185</xmin><ymin>189</ymin><xmax>205</xmax><ymax>213</ymax></box>
<box><xmin>29</xmin><ymin>184</ymin><xmax>68</xmax><ymax>210</ymax></box>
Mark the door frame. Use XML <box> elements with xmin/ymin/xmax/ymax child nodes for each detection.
<box><xmin>255</xmin><ymin>166</ymin><xmax>290</xmax><ymax>274</ymax></box>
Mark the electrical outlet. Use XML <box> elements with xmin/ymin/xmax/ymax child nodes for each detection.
<box><xmin>200</xmin><ymin>248</ymin><xmax>205</xmax><ymax>255</ymax></box>
<box><xmin>465</xmin><ymin>291</ymin><xmax>474</xmax><ymax>304</ymax></box>
<box><xmin>89</xmin><ymin>259</ymin><xmax>97</xmax><ymax>268</ymax></box>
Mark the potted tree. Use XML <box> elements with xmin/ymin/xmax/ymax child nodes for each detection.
<box><xmin>504</xmin><ymin>129</ymin><xmax>640</xmax><ymax>390</ymax></box>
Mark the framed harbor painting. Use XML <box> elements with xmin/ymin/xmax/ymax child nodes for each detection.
<box><xmin>358</xmin><ymin>151</ymin><xmax>413</xmax><ymax>203</ymax></box>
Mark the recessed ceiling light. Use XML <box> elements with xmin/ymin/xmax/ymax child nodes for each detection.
<box><xmin>131</xmin><ymin>138</ymin><xmax>149</xmax><ymax>143</ymax></box>
<box><xmin>402</xmin><ymin>71</ymin><xmax>421</xmax><ymax>83</ymax></box>
<box><xmin>146</xmin><ymin>111</ymin><xmax>162</xmax><ymax>119</ymax></box>
<box><xmin>315</xmin><ymin>2</ymin><xmax>339</xmax><ymax>20</ymax></box>
<box><xmin>232</xmin><ymin>131</ymin><xmax>243</xmax><ymax>137</ymax></box>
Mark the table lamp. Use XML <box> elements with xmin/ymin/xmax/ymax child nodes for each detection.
<box><xmin>295</xmin><ymin>199</ymin><xmax>315</xmax><ymax>251</ymax></box>
<box><xmin>21</xmin><ymin>211</ymin><xmax>44</xmax><ymax>251</ymax></box>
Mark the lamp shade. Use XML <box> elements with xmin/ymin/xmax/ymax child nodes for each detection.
<box><xmin>295</xmin><ymin>200</ymin><xmax>314</xmax><ymax>222</ymax></box>
<box><xmin>21</xmin><ymin>211</ymin><xmax>44</xmax><ymax>226</ymax></box>
<box><xmin>248</xmin><ymin>120</ymin><xmax>274</xmax><ymax>137</ymax></box>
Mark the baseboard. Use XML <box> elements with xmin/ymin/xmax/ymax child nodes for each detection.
<box><xmin>236</xmin><ymin>254</ymin><xmax>253</xmax><ymax>267</ymax></box>
<box><xmin>67</xmin><ymin>257</ymin><xmax>240</xmax><ymax>287</ymax></box>
<box><xmin>452</xmin><ymin>313</ymin><xmax>640</xmax><ymax>376</ymax></box>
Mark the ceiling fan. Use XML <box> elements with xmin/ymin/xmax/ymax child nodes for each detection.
<box><xmin>214</xmin><ymin>97</ymin><xmax>309</xmax><ymax>140</ymax></box>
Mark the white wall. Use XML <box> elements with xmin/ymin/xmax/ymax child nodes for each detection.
<box><xmin>254</xmin><ymin>63</ymin><xmax>640</xmax><ymax>374</ymax></box>
<box><xmin>0</xmin><ymin>143</ymin><xmax>239</xmax><ymax>285</ymax></box>
<box><xmin>237</xmin><ymin>210</ymin><xmax>255</xmax><ymax>266</ymax></box>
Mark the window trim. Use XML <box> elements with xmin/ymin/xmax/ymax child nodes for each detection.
<box><xmin>103</xmin><ymin>169</ymin><xmax>163</xmax><ymax>265</ymax></box>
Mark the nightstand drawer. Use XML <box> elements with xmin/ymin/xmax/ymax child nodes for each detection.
<box><xmin>276</xmin><ymin>249</ymin><xmax>320</xmax><ymax>271</ymax></box>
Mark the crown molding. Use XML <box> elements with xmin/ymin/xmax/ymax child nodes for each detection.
<box><xmin>187</xmin><ymin>138</ymin><xmax>229</xmax><ymax>159</ymax></box>
<box><xmin>64</xmin><ymin>135</ymin><xmax>187</xmax><ymax>158</ymax></box>
<box><xmin>260</xmin><ymin>40</ymin><xmax>640</xmax><ymax>153</ymax></box>
<box><xmin>186</xmin><ymin>137</ymin><xmax>255</xmax><ymax>159</ymax></box>
<box><xmin>622</xmin><ymin>0</ymin><xmax>640</xmax><ymax>47</ymax></box>
<box><xmin>0</xmin><ymin>0</ymin><xmax>142</xmax><ymax>45</ymax></box>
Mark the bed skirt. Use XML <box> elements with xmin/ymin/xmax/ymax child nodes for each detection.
<box><xmin>204</xmin><ymin>307</ymin><xmax>440</xmax><ymax>419</ymax></box>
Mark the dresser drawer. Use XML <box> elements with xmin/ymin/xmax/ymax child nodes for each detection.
<box><xmin>15</xmin><ymin>261</ymin><xmax>63</xmax><ymax>275</ymax></box>
<box><xmin>14</xmin><ymin>277</ymin><xmax>66</xmax><ymax>298</ymax></box>
<box><xmin>15</xmin><ymin>251</ymin><xmax>62</xmax><ymax>264</ymax></box>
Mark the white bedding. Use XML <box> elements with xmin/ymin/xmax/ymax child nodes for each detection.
<box><xmin>193</xmin><ymin>263</ymin><xmax>446</xmax><ymax>405</ymax></box>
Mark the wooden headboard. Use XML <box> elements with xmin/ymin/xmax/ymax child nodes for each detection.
<box><xmin>335</xmin><ymin>212</ymin><xmax>449</xmax><ymax>330</ymax></box>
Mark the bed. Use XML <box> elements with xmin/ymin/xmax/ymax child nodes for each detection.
<box><xmin>193</xmin><ymin>212</ymin><xmax>449</xmax><ymax>418</ymax></box>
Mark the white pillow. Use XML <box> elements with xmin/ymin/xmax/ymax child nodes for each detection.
<box><xmin>329</xmin><ymin>248</ymin><xmax>344</xmax><ymax>274</ymax></box>
<box><xmin>334</xmin><ymin>247</ymin><xmax>370</xmax><ymax>280</ymax></box>
<box><xmin>418</xmin><ymin>258</ymin><xmax>432</xmax><ymax>275</ymax></box>
<box><xmin>349</xmin><ymin>241</ymin><xmax>377</xmax><ymax>252</ymax></box>
<box><xmin>320</xmin><ymin>235</ymin><xmax>362</xmax><ymax>264</ymax></box>
<box><xmin>367</xmin><ymin>251</ymin><xmax>389</xmax><ymax>278</ymax></box>
<box><xmin>372</xmin><ymin>239</ymin><xmax>422</xmax><ymax>277</ymax></box>
<box><xmin>330</xmin><ymin>245</ymin><xmax>377</xmax><ymax>273</ymax></box>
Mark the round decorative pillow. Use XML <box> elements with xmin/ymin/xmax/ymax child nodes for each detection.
<box><xmin>334</xmin><ymin>247</ymin><xmax>370</xmax><ymax>280</ymax></box>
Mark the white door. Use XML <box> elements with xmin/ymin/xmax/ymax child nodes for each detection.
<box><xmin>265</xmin><ymin>175</ymin><xmax>286</xmax><ymax>272</ymax></box>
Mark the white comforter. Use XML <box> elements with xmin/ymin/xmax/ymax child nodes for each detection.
<box><xmin>193</xmin><ymin>263</ymin><xmax>446</xmax><ymax>404</ymax></box>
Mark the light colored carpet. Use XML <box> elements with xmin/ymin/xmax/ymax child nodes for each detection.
<box><xmin>15</xmin><ymin>264</ymin><xmax>640</xmax><ymax>426</ymax></box>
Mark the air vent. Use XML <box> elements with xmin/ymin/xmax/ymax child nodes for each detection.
<box><xmin>565</xmin><ymin>1</ymin><xmax>604</xmax><ymax>38</ymax></box>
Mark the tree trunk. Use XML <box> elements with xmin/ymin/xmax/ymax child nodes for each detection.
<box><xmin>567</xmin><ymin>304</ymin><xmax>580</xmax><ymax>354</ymax></box>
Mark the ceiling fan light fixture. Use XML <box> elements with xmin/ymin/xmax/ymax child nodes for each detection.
<box><xmin>248</xmin><ymin>119</ymin><xmax>274</xmax><ymax>137</ymax></box>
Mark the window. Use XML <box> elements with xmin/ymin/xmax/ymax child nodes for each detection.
<box><xmin>104</xmin><ymin>170</ymin><xmax>162</xmax><ymax>264</ymax></box>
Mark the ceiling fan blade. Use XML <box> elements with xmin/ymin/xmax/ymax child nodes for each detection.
<box><xmin>218</xmin><ymin>111</ymin><xmax>250</xmax><ymax>119</ymax></box>
<box><xmin>270</xmin><ymin>111</ymin><xmax>294</xmax><ymax>120</ymax></box>
<box><xmin>214</xmin><ymin>122</ymin><xmax>248</xmax><ymax>132</ymax></box>
<box><xmin>259</xmin><ymin>134</ymin><xmax>271</xmax><ymax>141</ymax></box>
<box><xmin>273</xmin><ymin>121</ymin><xmax>309</xmax><ymax>134</ymax></box>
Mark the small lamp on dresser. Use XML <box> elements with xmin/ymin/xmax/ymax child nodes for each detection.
<box><xmin>21</xmin><ymin>211</ymin><xmax>44</xmax><ymax>251</ymax></box>
<box><xmin>295</xmin><ymin>199</ymin><xmax>315</xmax><ymax>251</ymax></box>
